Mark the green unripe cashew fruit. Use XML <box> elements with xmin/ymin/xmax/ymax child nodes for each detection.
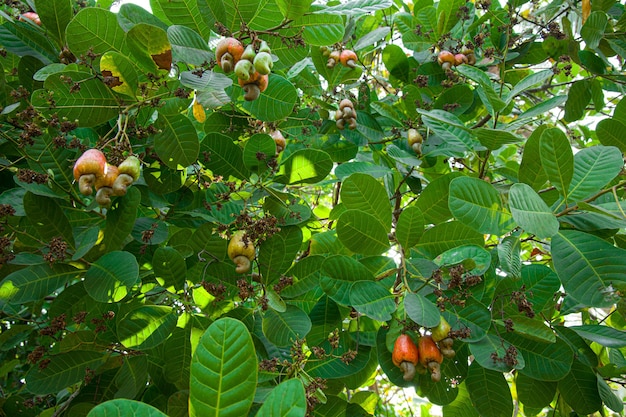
<box><xmin>228</xmin><ymin>231</ymin><xmax>255</xmax><ymax>273</ymax></box>
<box><xmin>113</xmin><ymin>155</ymin><xmax>141</xmax><ymax>196</ymax></box>
<box><xmin>253</xmin><ymin>52</ymin><xmax>273</xmax><ymax>75</ymax></box>
<box><xmin>235</xmin><ymin>59</ymin><xmax>255</xmax><ymax>81</ymax></box>
<box><xmin>241</xmin><ymin>44</ymin><xmax>256</xmax><ymax>62</ymax></box>
<box><xmin>431</xmin><ymin>316</ymin><xmax>451</xmax><ymax>342</ymax></box>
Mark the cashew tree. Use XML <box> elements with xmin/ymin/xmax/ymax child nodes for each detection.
<box><xmin>1</xmin><ymin>0</ymin><xmax>626</xmax><ymax>416</ymax></box>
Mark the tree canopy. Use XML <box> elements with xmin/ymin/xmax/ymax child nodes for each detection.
<box><xmin>1</xmin><ymin>0</ymin><xmax>626</xmax><ymax>416</ymax></box>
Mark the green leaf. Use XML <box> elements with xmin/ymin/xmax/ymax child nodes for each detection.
<box><xmin>256</xmin><ymin>379</ymin><xmax>307</xmax><ymax>417</ymax></box>
<box><xmin>294</xmin><ymin>13</ymin><xmax>345</xmax><ymax>46</ymax></box>
<box><xmin>419</xmin><ymin>109</ymin><xmax>475</xmax><ymax>154</ymax></box>
<box><xmin>519</xmin><ymin>125</ymin><xmax>549</xmax><ymax>190</ymax></box>
<box><xmin>569</xmin><ymin>325</ymin><xmax>626</xmax><ymax>348</ymax></box>
<box><xmin>504</xmin><ymin>70</ymin><xmax>552</xmax><ymax>104</ymax></box>
<box><xmin>580</xmin><ymin>11</ymin><xmax>608</xmax><ymax>50</ymax></box>
<box><xmin>275</xmin><ymin>149</ymin><xmax>333</xmax><ymax>185</ymax></box>
<box><xmin>201</xmin><ymin>132</ymin><xmax>249</xmax><ymax>180</ymax></box>
<box><xmin>341</xmin><ymin>173</ymin><xmax>392</xmax><ymax>229</ymax></box>
<box><xmin>465</xmin><ymin>361</ymin><xmax>513</xmax><ymax>417</ymax></box>
<box><xmin>497</xmin><ymin>236</ymin><xmax>521</xmax><ymax>277</ymax></box>
<box><xmin>66</xmin><ymin>8</ymin><xmax>128</xmax><ymax>58</ymax></box>
<box><xmin>117</xmin><ymin>3</ymin><xmax>169</xmax><ymax>31</ymax></box>
<box><xmin>243</xmin><ymin>75</ymin><xmax>299</xmax><ymax>122</ymax></box>
<box><xmin>25</xmin><ymin>351</ymin><xmax>105</xmax><ymax>395</ymax></box>
<box><xmin>395</xmin><ymin>205</ymin><xmax>424</xmax><ymax>250</ymax></box>
<box><xmin>501</xmin><ymin>330</ymin><xmax>573</xmax><ymax>381</ymax></box>
<box><xmin>552</xmin><ymin>230</ymin><xmax>626</xmax><ymax>307</ymax></box>
<box><xmin>153</xmin><ymin>246</ymin><xmax>186</xmax><ymax>291</ymax></box>
<box><xmin>456</xmin><ymin>65</ymin><xmax>506</xmax><ymax>114</ymax></box>
<box><xmin>539</xmin><ymin>128</ymin><xmax>573</xmax><ymax>199</ymax></box>
<box><xmin>509</xmin><ymin>183</ymin><xmax>559</xmax><ymax>238</ymax></box>
<box><xmin>0</xmin><ymin>264</ymin><xmax>78</xmax><ymax>304</ymax></box>
<box><xmin>126</xmin><ymin>23</ymin><xmax>172</xmax><ymax>73</ymax></box>
<box><xmin>443</xmin><ymin>299</ymin><xmax>491</xmax><ymax>342</ymax></box>
<box><xmin>0</xmin><ymin>21</ymin><xmax>58</xmax><ymax>64</ymax></box>
<box><xmin>404</xmin><ymin>293</ymin><xmax>440</xmax><ymax>328</ymax></box>
<box><xmin>189</xmin><ymin>318</ymin><xmax>257</xmax><ymax>417</ymax></box>
<box><xmin>23</xmin><ymin>192</ymin><xmax>74</xmax><ymax>248</ymax></box>
<box><xmin>84</xmin><ymin>251</ymin><xmax>140</xmax><ymax>302</ymax></box>
<box><xmin>433</xmin><ymin>84</ymin><xmax>474</xmax><ymax>116</ymax></box>
<box><xmin>436</xmin><ymin>0</ymin><xmax>465</xmax><ymax>35</ymax></box>
<box><xmin>318</xmin><ymin>0</ymin><xmax>392</xmax><ymax>16</ymax></box>
<box><xmin>32</xmin><ymin>71</ymin><xmax>120</xmax><ymax>127</ymax></box>
<box><xmin>434</xmin><ymin>245</ymin><xmax>491</xmax><ymax>276</ymax></box>
<box><xmin>102</xmin><ymin>187</ymin><xmax>140</xmax><ymax>252</ymax></box>
<box><xmin>475</xmin><ymin>128</ymin><xmax>523</xmax><ymax>150</ymax></box>
<box><xmin>117</xmin><ymin>305</ymin><xmax>177</xmax><ymax>350</ymax></box>
<box><xmin>258</xmin><ymin>225</ymin><xmax>303</xmax><ymax>283</ymax></box>
<box><xmin>156</xmin><ymin>0</ymin><xmax>212</xmax><ymax>40</ymax></box>
<box><xmin>87</xmin><ymin>399</ymin><xmax>168</xmax><ymax>417</ymax></box>
<box><xmin>276</xmin><ymin>0</ymin><xmax>313</xmax><ymax>20</ymax></box>
<box><xmin>442</xmin><ymin>383</ymin><xmax>479</xmax><ymax>417</ymax></box>
<box><xmin>567</xmin><ymin>145</ymin><xmax>623</xmax><ymax>201</ymax></box>
<box><xmin>564</xmin><ymin>80</ymin><xmax>592</xmax><ymax>122</ymax></box>
<box><xmin>167</xmin><ymin>25</ymin><xmax>213</xmax><ymax>66</ymax></box>
<box><xmin>336</xmin><ymin>210</ymin><xmax>390</xmax><ymax>255</ymax></box>
<box><xmin>557</xmin><ymin>360</ymin><xmax>602</xmax><ymax>414</ymax></box>
<box><xmin>597</xmin><ymin>375</ymin><xmax>624</xmax><ymax>413</ymax></box>
<box><xmin>262</xmin><ymin>305</ymin><xmax>312</xmax><ymax>347</ymax></box>
<box><xmin>154</xmin><ymin>113</ymin><xmax>199</xmax><ymax>169</ymax></box>
<box><xmin>516</xmin><ymin>374</ymin><xmax>557</xmax><ymax>409</ymax></box>
<box><xmin>469</xmin><ymin>334</ymin><xmax>525</xmax><ymax>372</ymax></box>
<box><xmin>596</xmin><ymin>118</ymin><xmax>626</xmax><ymax>152</ymax></box>
<box><xmin>415</xmin><ymin>221</ymin><xmax>484</xmax><ymax>258</ymax></box>
<box><xmin>320</xmin><ymin>255</ymin><xmax>374</xmax><ymax>306</ymax></box>
<box><xmin>449</xmin><ymin>176</ymin><xmax>514</xmax><ymax>235</ymax></box>
<box><xmin>163</xmin><ymin>325</ymin><xmax>192</xmax><ymax>389</ymax></box>
<box><xmin>35</xmin><ymin>0</ymin><xmax>72</xmax><ymax>45</ymax></box>
<box><xmin>415</xmin><ymin>172</ymin><xmax>463</xmax><ymax>223</ymax></box>
<box><xmin>349</xmin><ymin>281</ymin><xmax>396</xmax><ymax>321</ymax></box>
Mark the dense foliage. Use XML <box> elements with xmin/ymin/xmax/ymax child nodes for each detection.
<box><xmin>1</xmin><ymin>0</ymin><xmax>626</xmax><ymax>415</ymax></box>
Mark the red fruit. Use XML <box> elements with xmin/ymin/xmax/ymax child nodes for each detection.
<box><xmin>339</xmin><ymin>50</ymin><xmax>358</xmax><ymax>68</ymax></box>
<box><xmin>269</xmin><ymin>130</ymin><xmax>286</xmax><ymax>153</ymax></box>
<box><xmin>73</xmin><ymin>149</ymin><xmax>107</xmax><ymax>196</ymax></box>
<box><xmin>21</xmin><ymin>12</ymin><xmax>41</xmax><ymax>26</ymax></box>
<box><xmin>216</xmin><ymin>37</ymin><xmax>244</xmax><ymax>73</ymax></box>
<box><xmin>392</xmin><ymin>334</ymin><xmax>419</xmax><ymax>381</ymax></box>
<box><xmin>454</xmin><ymin>53</ymin><xmax>468</xmax><ymax>66</ymax></box>
<box><xmin>239</xmin><ymin>72</ymin><xmax>268</xmax><ymax>101</ymax></box>
<box><xmin>437</xmin><ymin>50</ymin><xmax>455</xmax><ymax>70</ymax></box>
<box><xmin>418</xmin><ymin>335</ymin><xmax>444</xmax><ymax>382</ymax></box>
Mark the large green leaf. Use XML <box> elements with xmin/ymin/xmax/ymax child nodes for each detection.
<box><xmin>167</xmin><ymin>25</ymin><xmax>213</xmax><ymax>66</ymax></box>
<box><xmin>66</xmin><ymin>7</ymin><xmax>128</xmax><ymax>58</ymax></box>
<box><xmin>189</xmin><ymin>318</ymin><xmax>257</xmax><ymax>417</ymax></box>
<box><xmin>449</xmin><ymin>176</ymin><xmax>514</xmax><ymax>235</ymax></box>
<box><xmin>580</xmin><ymin>11</ymin><xmax>608</xmax><ymax>50</ymax></box>
<box><xmin>276</xmin><ymin>0</ymin><xmax>313</xmax><ymax>20</ymax></box>
<box><xmin>508</xmin><ymin>183</ymin><xmax>559</xmax><ymax>238</ymax></box>
<box><xmin>25</xmin><ymin>351</ymin><xmax>105</xmax><ymax>395</ymax></box>
<box><xmin>539</xmin><ymin>128</ymin><xmax>573</xmax><ymax>200</ymax></box>
<box><xmin>275</xmin><ymin>149</ymin><xmax>333</xmax><ymax>185</ymax></box>
<box><xmin>415</xmin><ymin>221</ymin><xmax>484</xmax><ymax>258</ymax></box>
<box><xmin>519</xmin><ymin>125</ymin><xmax>549</xmax><ymax>190</ymax></box>
<box><xmin>126</xmin><ymin>23</ymin><xmax>172</xmax><ymax>73</ymax></box>
<box><xmin>319</xmin><ymin>0</ymin><xmax>392</xmax><ymax>16</ymax></box>
<box><xmin>320</xmin><ymin>255</ymin><xmax>374</xmax><ymax>306</ymax></box>
<box><xmin>569</xmin><ymin>325</ymin><xmax>626</xmax><ymax>348</ymax></box>
<box><xmin>102</xmin><ymin>187</ymin><xmax>141</xmax><ymax>252</ymax></box>
<box><xmin>564</xmin><ymin>79</ymin><xmax>592</xmax><ymax>122</ymax></box>
<box><xmin>349</xmin><ymin>281</ymin><xmax>396</xmax><ymax>321</ymax></box>
<box><xmin>442</xmin><ymin>383</ymin><xmax>479</xmax><ymax>417</ymax></box>
<box><xmin>293</xmin><ymin>13</ymin><xmax>345</xmax><ymax>46</ymax></box>
<box><xmin>258</xmin><ymin>225</ymin><xmax>303</xmax><ymax>283</ymax></box>
<box><xmin>465</xmin><ymin>361</ymin><xmax>513</xmax><ymax>417</ymax></box>
<box><xmin>201</xmin><ymin>132</ymin><xmax>250</xmax><ymax>180</ymax></box>
<box><xmin>262</xmin><ymin>305</ymin><xmax>312</xmax><ymax>347</ymax></box>
<box><xmin>516</xmin><ymin>374</ymin><xmax>557</xmax><ymax>409</ymax></box>
<box><xmin>0</xmin><ymin>21</ymin><xmax>58</xmax><ymax>64</ymax></box>
<box><xmin>596</xmin><ymin>118</ymin><xmax>626</xmax><ymax>152</ymax></box>
<box><xmin>436</xmin><ymin>0</ymin><xmax>465</xmax><ymax>35</ymax></box>
<box><xmin>341</xmin><ymin>173</ymin><xmax>391</xmax><ymax>229</ymax></box>
<box><xmin>163</xmin><ymin>325</ymin><xmax>192</xmax><ymax>389</ymax></box>
<box><xmin>153</xmin><ymin>246</ymin><xmax>186</xmax><ymax>291</ymax></box>
<box><xmin>0</xmin><ymin>264</ymin><xmax>78</xmax><ymax>304</ymax></box>
<box><xmin>456</xmin><ymin>65</ymin><xmax>506</xmax><ymax>114</ymax></box>
<box><xmin>84</xmin><ymin>251</ymin><xmax>140</xmax><ymax>302</ymax></box>
<box><xmin>395</xmin><ymin>205</ymin><xmax>424</xmax><ymax>251</ymax></box>
<box><xmin>404</xmin><ymin>293</ymin><xmax>440</xmax><ymax>328</ymax></box>
<box><xmin>469</xmin><ymin>334</ymin><xmax>525</xmax><ymax>372</ymax></box>
<box><xmin>154</xmin><ymin>113</ymin><xmax>200</xmax><ymax>169</ymax></box>
<box><xmin>87</xmin><ymin>399</ymin><xmax>168</xmax><ymax>417</ymax></box>
<box><xmin>552</xmin><ymin>230</ymin><xmax>626</xmax><ymax>307</ymax></box>
<box><xmin>557</xmin><ymin>360</ymin><xmax>602</xmax><ymax>414</ymax></box>
<box><xmin>35</xmin><ymin>0</ymin><xmax>72</xmax><ymax>45</ymax></box>
<box><xmin>567</xmin><ymin>145</ymin><xmax>623</xmax><ymax>202</ymax></box>
<box><xmin>100</xmin><ymin>51</ymin><xmax>139</xmax><ymax>97</ymax></box>
<box><xmin>117</xmin><ymin>305</ymin><xmax>177</xmax><ymax>350</ymax></box>
<box><xmin>156</xmin><ymin>0</ymin><xmax>212</xmax><ymax>39</ymax></box>
<box><xmin>336</xmin><ymin>210</ymin><xmax>390</xmax><ymax>255</ymax></box>
<box><xmin>242</xmin><ymin>75</ymin><xmax>299</xmax><ymax>122</ymax></box>
<box><xmin>23</xmin><ymin>192</ymin><xmax>74</xmax><ymax>248</ymax></box>
<box><xmin>32</xmin><ymin>71</ymin><xmax>120</xmax><ymax>127</ymax></box>
<box><xmin>415</xmin><ymin>172</ymin><xmax>463</xmax><ymax>223</ymax></box>
<box><xmin>256</xmin><ymin>379</ymin><xmax>307</xmax><ymax>417</ymax></box>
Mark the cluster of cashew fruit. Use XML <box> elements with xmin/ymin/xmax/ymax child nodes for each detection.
<box><xmin>73</xmin><ymin>149</ymin><xmax>141</xmax><ymax>207</ymax></box>
<box><xmin>321</xmin><ymin>47</ymin><xmax>358</xmax><ymax>69</ymax></box>
<box><xmin>227</xmin><ymin>231</ymin><xmax>255</xmax><ymax>274</ymax></box>
<box><xmin>437</xmin><ymin>47</ymin><xmax>477</xmax><ymax>70</ymax></box>
<box><xmin>407</xmin><ymin>128</ymin><xmax>423</xmax><ymax>155</ymax></box>
<box><xmin>335</xmin><ymin>99</ymin><xmax>357</xmax><ymax>130</ymax></box>
<box><xmin>216</xmin><ymin>37</ymin><xmax>272</xmax><ymax>101</ymax></box>
<box><xmin>392</xmin><ymin>317</ymin><xmax>455</xmax><ymax>382</ymax></box>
